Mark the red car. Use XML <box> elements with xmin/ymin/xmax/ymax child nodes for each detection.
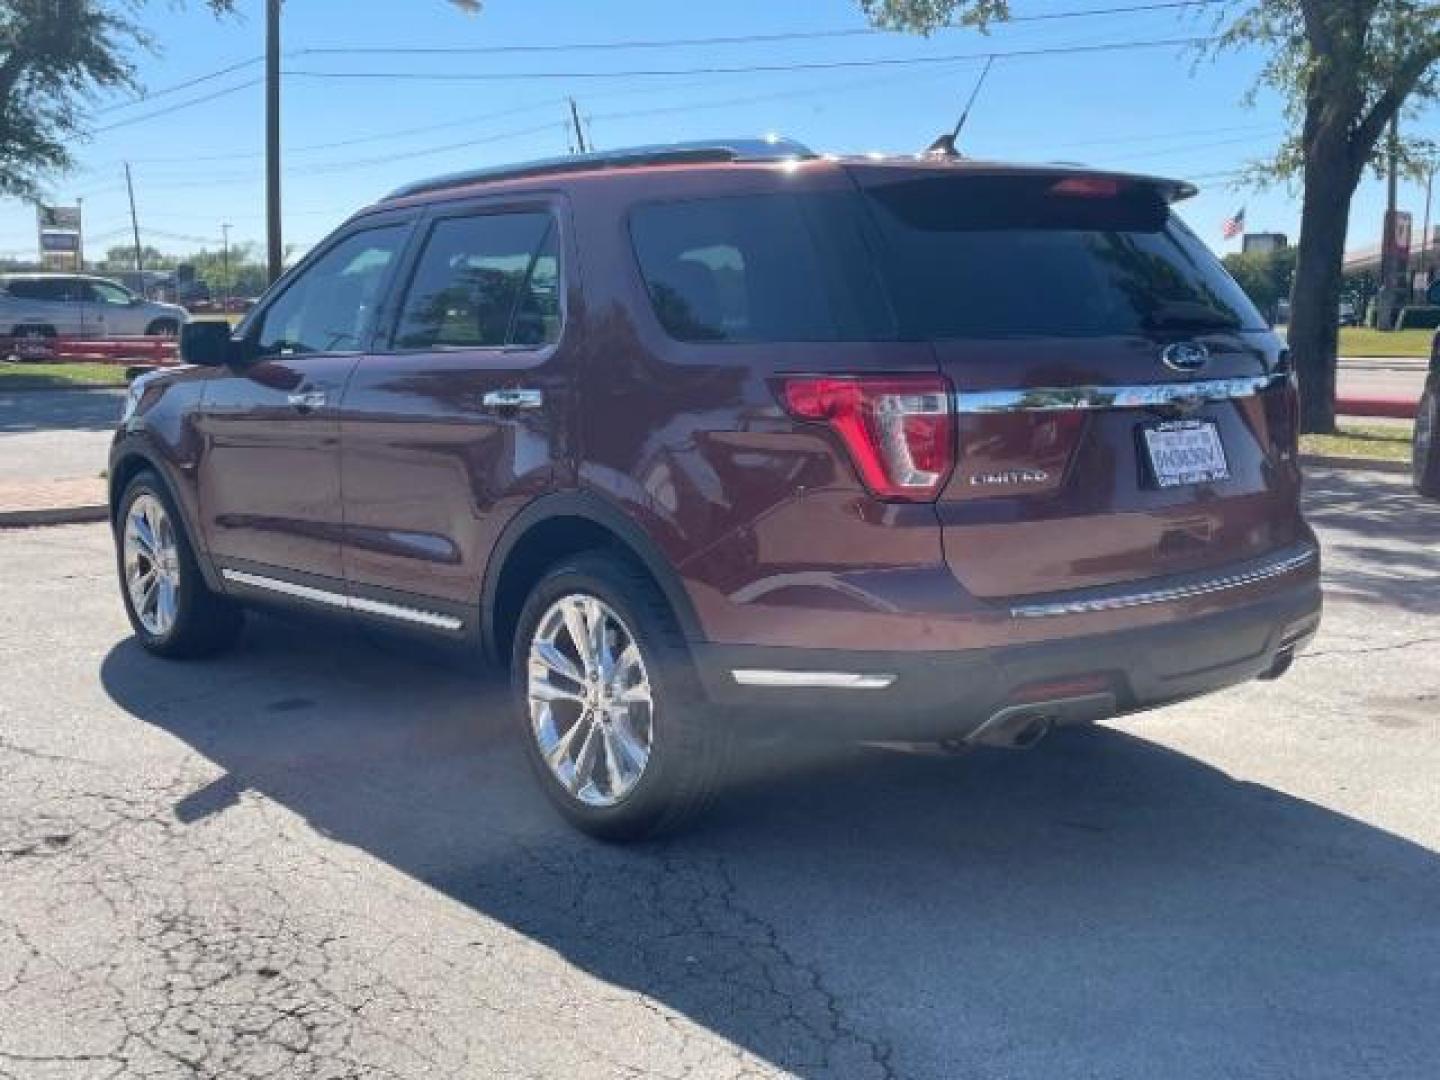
<box><xmin>110</xmin><ymin>140</ymin><xmax>1322</xmax><ymax>837</ymax></box>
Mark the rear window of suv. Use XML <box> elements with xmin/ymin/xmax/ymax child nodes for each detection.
<box><xmin>861</xmin><ymin>173</ymin><xmax>1268</xmax><ymax>338</ymax></box>
<box><xmin>4</xmin><ymin>278</ymin><xmax>75</xmax><ymax>301</ymax></box>
<box><xmin>628</xmin><ymin>174</ymin><xmax>1264</xmax><ymax>343</ymax></box>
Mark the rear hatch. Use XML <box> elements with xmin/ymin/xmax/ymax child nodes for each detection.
<box><xmin>851</xmin><ymin>165</ymin><xmax>1302</xmax><ymax>601</ymax></box>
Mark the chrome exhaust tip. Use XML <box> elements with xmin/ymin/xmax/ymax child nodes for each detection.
<box><xmin>965</xmin><ymin>706</ymin><xmax>1055</xmax><ymax>750</ymax></box>
<box><xmin>1258</xmin><ymin>646</ymin><xmax>1295</xmax><ymax>681</ymax></box>
<box><xmin>966</xmin><ymin>691</ymin><xmax>1116</xmax><ymax>750</ymax></box>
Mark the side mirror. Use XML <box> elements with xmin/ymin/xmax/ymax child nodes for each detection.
<box><xmin>180</xmin><ymin>321</ymin><xmax>239</xmax><ymax>367</ymax></box>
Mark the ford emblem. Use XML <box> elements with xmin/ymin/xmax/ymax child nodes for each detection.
<box><xmin>1161</xmin><ymin>341</ymin><xmax>1210</xmax><ymax>373</ymax></box>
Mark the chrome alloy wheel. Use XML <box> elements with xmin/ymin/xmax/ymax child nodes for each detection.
<box><xmin>527</xmin><ymin>594</ymin><xmax>654</xmax><ymax>808</ymax></box>
<box><xmin>123</xmin><ymin>493</ymin><xmax>181</xmax><ymax>637</ymax></box>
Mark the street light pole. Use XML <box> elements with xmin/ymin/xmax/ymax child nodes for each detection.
<box><xmin>265</xmin><ymin>0</ymin><xmax>282</xmax><ymax>285</ymax></box>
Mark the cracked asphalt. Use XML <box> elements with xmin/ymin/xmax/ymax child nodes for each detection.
<box><xmin>2</xmin><ymin>465</ymin><xmax>1438</xmax><ymax>1079</ymax></box>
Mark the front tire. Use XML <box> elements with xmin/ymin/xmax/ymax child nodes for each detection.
<box><xmin>145</xmin><ymin>318</ymin><xmax>180</xmax><ymax>338</ymax></box>
<box><xmin>117</xmin><ymin>471</ymin><xmax>243</xmax><ymax>658</ymax></box>
<box><xmin>1415</xmin><ymin>380</ymin><xmax>1440</xmax><ymax>499</ymax></box>
<box><xmin>511</xmin><ymin>552</ymin><xmax>731</xmax><ymax>840</ymax></box>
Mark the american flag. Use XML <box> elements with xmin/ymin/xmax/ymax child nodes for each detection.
<box><xmin>1222</xmin><ymin>207</ymin><xmax>1246</xmax><ymax>240</ymax></box>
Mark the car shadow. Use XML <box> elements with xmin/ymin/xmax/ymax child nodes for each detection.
<box><xmin>99</xmin><ymin>613</ymin><xmax>1440</xmax><ymax>1079</ymax></box>
<box><xmin>1301</xmin><ymin>465</ymin><xmax>1440</xmax><ymax>613</ymax></box>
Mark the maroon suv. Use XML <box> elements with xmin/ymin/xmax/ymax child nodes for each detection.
<box><xmin>110</xmin><ymin>139</ymin><xmax>1322</xmax><ymax>838</ymax></box>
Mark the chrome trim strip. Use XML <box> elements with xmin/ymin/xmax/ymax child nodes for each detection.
<box><xmin>956</xmin><ymin>373</ymin><xmax>1285</xmax><ymax>415</ymax></box>
<box><xmin>1009</xmin><ymin>547</ymin><xmax>1317</xmax><ymax>619</ymax></box>
<box><xmin>221</xmin><ymin>569</ymin><xmax>464</xmax><ymax>631</ymax></box>
<box><xmin>731</xmin><ymin>669</ymin><xmax>896</xmax><ymax>690</ymax></box>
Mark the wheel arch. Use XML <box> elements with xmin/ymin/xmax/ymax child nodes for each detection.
<box><xmin>481</xmin><ymin>491</ymin><xmax>702</xmax><ymax>666</ymax></box>
<box><xmin>109</xmin><ymin>441</ymin><xmax>224</xmax><ymax>592</ymax></box>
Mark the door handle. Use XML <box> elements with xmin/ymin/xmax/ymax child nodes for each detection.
<box><xmin>287</xmin><ymin>388</ymin><xmax>327</xmax><ymax>412</ymax></box>
<box><xmin>481</xmin><ymin>388</ymin><xmax>543</xmax><ymax>411</ymax></box>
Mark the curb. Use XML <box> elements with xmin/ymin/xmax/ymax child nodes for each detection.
<box><xmin>1336</xmin><ymin>396</ymin><xmax>1418</xmax><ymax>420</ymax></box>
<box><xmin>0</xmin><ymin>504</ymin><xmax>108</xmax><ymax>528</ymax></box>
<box><xmin>1300</xmin><ymin>453</ymin><xmax>1411</xmax><ymax>475</ymax></box>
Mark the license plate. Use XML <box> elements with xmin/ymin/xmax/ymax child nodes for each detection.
<box><xmin>1143</xmin><ymin>420</ymin><xmax>1230</xmax><ymax>487</ymax></box>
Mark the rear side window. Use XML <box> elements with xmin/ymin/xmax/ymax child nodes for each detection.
<box><xmin>5</xmin><ymin>278</ymin><xmax>73</xmax><ymax>301</ymax></box>
<box><xmin>629</xmin><ymin>193</ymin><xmax>894</xmax><ymax>343</ymax></box>
<box><xmin>861</xmin><ymin>174</ymin><xmax>1267</xmax><ymax>338</ymax></box>
<box><xmin>393</xmin><ymin>211</ymin><xmax>560</xmax><ymax>350</ymax></box>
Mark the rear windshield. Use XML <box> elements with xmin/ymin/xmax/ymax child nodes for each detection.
<box><xmin>862</xmin><ymin>174</ymin><xmax>1267</xmax><ymax>338</ymax></box>
<box><xmin>628</xmin><ymin>175</ymin><xmax>1265</xmax><ymax>343</ymax></box>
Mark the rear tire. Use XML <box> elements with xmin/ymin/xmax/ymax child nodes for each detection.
<box><xmin>1415</xmin><ymin>380</ymin><xmax>1440</xmax><ymax>499</ymax></box>
<box><xmin>510</xmin><ymin>551</ymin><xmax>731</xmax><ymax>840</ymax></box>
<box><xmin>145</xmin><ymin>318</ymin><xmax>180</xmax><ymax>338</ymax></box>
<box><xmin>116</xmin><ymin>470</ymin><xmax>243</xmax><ymax>659</ymax></box>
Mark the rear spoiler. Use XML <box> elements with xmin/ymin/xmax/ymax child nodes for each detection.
<box><xmin>839</xmin><ymin>158</ymin><xmax>1199</xmax><ymax>204</ymax></box>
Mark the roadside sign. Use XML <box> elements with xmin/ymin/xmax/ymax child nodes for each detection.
<box><xmin>36</xmin><ymin>204</ymin><xmax>83</xmax><ymax>270</ymax></box>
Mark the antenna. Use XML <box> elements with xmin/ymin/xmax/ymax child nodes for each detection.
<box><xmin>923</xmin><ymin>55</ymin><xmax>995</xmax><ymax>158</ymax></box>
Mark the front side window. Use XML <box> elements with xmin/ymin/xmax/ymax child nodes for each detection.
<box><xmin>254</xmin><ymin>225</ymin><xmax>408</xmax><ymax>356</ymax></box>
<box><xmin>393</xmin><ymin>211</ymin><xmax>560</xmax><ymax>350</ymax></box>
<box><xmin>88</xmin><ymin>281</ymin><xmax>134</xmax><ymax>306</ymax></box>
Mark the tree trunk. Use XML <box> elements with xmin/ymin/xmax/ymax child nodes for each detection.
<box><xmin>1289</xmin><ymin>138</ymin><xmax>1358</xmax><ymax>434</ymax></box>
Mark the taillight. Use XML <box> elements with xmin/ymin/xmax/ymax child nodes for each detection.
<box><xmin>778</xmin><ymin>375</ymin><xmax>955</xmax><ymax>502</ymax></box>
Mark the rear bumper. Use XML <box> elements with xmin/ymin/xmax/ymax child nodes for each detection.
<box><xmin>691</xmin><ymin>570</ymin><xmax>1321</xmax><ymax>741</ymax></box>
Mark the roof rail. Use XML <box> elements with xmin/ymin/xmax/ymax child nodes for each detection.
<box><xmin>383</xmin><ymin>137</ymin><xmax>817</xmax><ymax>200</ymax></box>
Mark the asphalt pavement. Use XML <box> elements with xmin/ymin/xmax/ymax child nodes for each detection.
<box><xmin>1336</xmin><ymin>355</ymin><xmax>1428</xmax><ymax>404</ymax></box>
<box><xmin>1</xmin><ymin>467</ymin><xmax>1438</xmax><ymax>1079</ymax></box>
<box><xmin>0</xmin><ymin>388</ymin><xmax>124</xmax><ymax>484</ymax></box>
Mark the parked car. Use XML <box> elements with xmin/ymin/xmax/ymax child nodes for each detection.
<box><xmin>1</xmin><ymin>273</ymin><xmax>189</xmax><ymax>340</ymax></box>
<box><xmin>1414</xmin><ymin>330</ymin><xmax>1440</xmax><ymax>498</ymax></box>
<box><xmin>109</xmin><ymin>140</ymin><xmax>1322</xmax><ymax>838</ymax></box>
<box><xmin>1338</xmin><ymin>300</ymin><xmax>1358</xmax><ymax>326</ymax></box>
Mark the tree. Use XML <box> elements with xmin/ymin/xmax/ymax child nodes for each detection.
<box><xmin>1222</xmin><ymin>246</ymin><xmax>1298</xmax><ymax>322</ymax></box>
<box><xmin>860</xmin><ymin>0</ymin><xmax>1440</xmax><ymax>433</ymax></box>
<box><xmin>100</xmin><ymin>243</ymin><xmax>173</xmax><ymax>271</ymax></box>
<box><xmin>0</xmin><ymin>1</ymin><xmax>233</xmax><ymax>201</ymax></box>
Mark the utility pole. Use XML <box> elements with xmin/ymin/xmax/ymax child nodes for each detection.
<box><xmin>221</xmin><ymin>222</ymin><xmax>232</xmax><ymax>309</ymax></box>
<box><xmin>124</xmin><ymin>162</ymin><xmax>144</xmax><ymax>283</ymax></box>
<box><xmin>75</xmin><ymin>196</ymin><xmax>84</xmax><ymax>273</ymax></box>
<box><xmin>568</xmin><ymin>97</ymin><xmax>588</xmax><ymax>154</ymax></box>
<box><xmin>265</xmin><ymin>0</ymin><xmax>283</xmax><ymax>284</ymax></box>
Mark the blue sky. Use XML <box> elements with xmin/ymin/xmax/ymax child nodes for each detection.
<box><xmin>1</xmin><ymin>0</ymin><xmax>1435</xmax><ymax>267</ymax></box>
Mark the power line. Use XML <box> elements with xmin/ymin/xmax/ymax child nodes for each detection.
<box><xmin>296</xmin><ymin>2</ymin><xmax>1224</xmax><ymax>56</ymax></box>
<box><xmin>1102</xmin><ymin>131</ymin><xmax>1284</xmax><ymax>163</ymax></box>
<box><xmin>282</xmin><ymin>36</ymin><xmax>1213</xmax><ymax>82</ymax></box>
<box><xmin>283</xmin><ymin>60</ymin><xmax>985</xmax><ymax>175</ymax></box>
<box><xmin>80</xmin><ymin>35</ymin><xmax>1208</xmax><ymax>141</ymax></box>
<box><xmin>82</xmin><ymin>58</ymin><xmax>961</xmax><ymax>167</ymax></box>
<box><xmin>95</xmin><ymin>56</ymin><xmax>264</xmax><ymax>114</ymax></box>
<box><xmin>93</xmin><ymin>79</ymin><xmax>263</xmax><ymax>134</ymax></box>
<box><xmin>1045</xmin><ymin>121</ymin><xmax>1277</xmax><ymax>150</ymax></box>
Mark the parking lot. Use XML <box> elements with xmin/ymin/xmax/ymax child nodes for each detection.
<box><xmin>2</xmin><ymin>466</ymin><xmax>1438</xmax><ymax>1079</ymax></box>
